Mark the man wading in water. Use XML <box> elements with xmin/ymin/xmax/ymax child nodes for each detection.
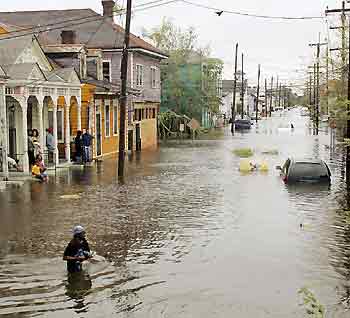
<box><xmin>63</xmin><ymin>225</ymin><xmax>92</xmax><ymax>273</ymax></box>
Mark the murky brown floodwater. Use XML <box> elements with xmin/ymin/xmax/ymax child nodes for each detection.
<box><xmin>1</xmin><ymin>108</ymin><xmax>350</xmax><ymax>317</ymax></box>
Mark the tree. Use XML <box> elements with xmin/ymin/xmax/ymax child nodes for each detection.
<box><xmin>143</xmin><ymin>18</ymin><xmax>223</xmax><ymax>123</ymax></box>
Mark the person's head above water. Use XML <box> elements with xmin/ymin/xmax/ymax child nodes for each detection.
<box><xmin>72</xmin><ymin>225</ymin><xmax>86</xmax><ymax>238</ymax></box>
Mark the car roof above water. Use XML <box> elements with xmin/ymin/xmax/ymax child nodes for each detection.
<box><xmin>290</xmin><ymin>158</ymin><xmax>324</xmax><ymax>165</ymax></box>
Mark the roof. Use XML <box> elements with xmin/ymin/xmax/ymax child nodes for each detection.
<box><xmin>291</xmin><ymin>158</ymin><xmax>324</xmax><ymax>164</ymax></box>
<box><xmin>0</xmin><ymin>65</ymin><xmax>7</xmax><ymax>78</ymax></box>
<box><xmin>2</xmin><ymin>63</ymin><xmax>42</xmax><ymax>80</ymax></box>
<box><xmin>0</xmin><ymin>9</ymin><xmax>167</xmax><ymax>58</ymax></box>
<box><xmin>0</xmin><ymin>34</ymin><xmax>33</xmax><ymax>65</ymax></box>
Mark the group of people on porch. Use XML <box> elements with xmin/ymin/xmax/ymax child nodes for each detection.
<box><xmin>74</xmin><ymin>129</ymin><xmax>93</xmax><ymax>164</ymax></box>
<box><xmin>7</xmin><ymin>126</ymin><xmax>93</xmax><ymax>178</ymax></box>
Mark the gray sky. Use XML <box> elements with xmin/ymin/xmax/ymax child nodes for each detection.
<box><xmin>0</xmin><ymin>0</ymin><xmax>343</xmax><ymax>88</ymax></box>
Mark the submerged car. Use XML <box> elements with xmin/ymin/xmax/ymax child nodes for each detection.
<box><xmin>234</xmin><ymin>119</ymin><xmax>252</xmax><ymax>130</ymax></box>
<box><xmin>276</xmin><ymin>158</ymin><xmax>331</xmax><ymax>184</ymax></box>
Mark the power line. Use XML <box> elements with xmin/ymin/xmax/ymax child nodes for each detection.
<box><xmin>181</xmin><ymin>0</ymin><xmax>324</xmax><ymax>20</ymax></box>
<box><xmin>0</xmin><ymin>0</ymin><xmax>178</xmax><ymax>39</ymax></box>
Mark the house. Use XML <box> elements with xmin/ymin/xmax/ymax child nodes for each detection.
<box><xmin>0</xmin><ymin>33</ymin><xmax>81</xmax><ymax>175</ymax></box>
<box><xmin>161</xmin><ymin>52</ymin><xmax>223</xmax><ymax>129</ymax></box>
<box><xmin>0</xmin><ymin>0</ymin><xmax>167</xmax><ymax>160</ymax></box>
<box><xmin>221</xmin><ymin>78</ymin><xmax>249</xmax><ymax>120</ymax></box>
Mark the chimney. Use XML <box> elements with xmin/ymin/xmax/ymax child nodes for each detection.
<box><xmin>102</xmin><ymin>0</ymin><xmax>115</xmax><ymax>19</ymax></box>
<box><xmin>61</xmin><ymin>30</ymin><xmax>76</xmax><ymax>44</ymax></box>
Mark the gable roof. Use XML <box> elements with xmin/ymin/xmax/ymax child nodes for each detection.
<box><xmin>2</xmin><ymin>63</ymin><xmax>46</xmax><ymax>81</ymax></box>
<box><xmin>0</xmin><ymin>9</ymin><xmax>167</xmax><ymax>58</ymax></box>
<box><xmin>0</xmin><ymin>34</ymin><xmax>33</xmax><ymax>65</ymax></box>
<box><xmin>0</xmin><ymin>65</ymin><xmax>7</xmax><ymax>78</ymax></box>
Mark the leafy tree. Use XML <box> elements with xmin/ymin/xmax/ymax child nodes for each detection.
<box><xmin>143</xmin><ymin>18</ymin><xmax>223</xmax><ymax>122</ymax></box>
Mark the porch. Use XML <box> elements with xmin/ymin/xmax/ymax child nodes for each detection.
<box><xmin>3</xmin><ymin>85</ymin><xmax>81</xmax><ymax>174</ymax></box>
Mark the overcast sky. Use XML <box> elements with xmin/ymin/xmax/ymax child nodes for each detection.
<box><xmin>0</xmin><ymin>0</ymin><xmax>343</xmax><ymax>88</ymax></box>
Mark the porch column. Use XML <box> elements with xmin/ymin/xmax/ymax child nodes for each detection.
<box><xmin>20</xmin><ymin>97</ymin><xmax>29</xmax><ymax>173</ymax></box>
<box><xmin>77</xmin><ymin>97</ymin><xmax>82</xmax><ymax>131</ymax></box>
<box><xmin>0</xmin><ymin>84</ymin><xmax>8</xmax><ymax>180</ymax></box>
<box><xmin>65</xmin><ymin>98</ymin><xmax>71</xmax><ymax>162</ymax></box>
<box><xmin>53</xmin><ymin>97</ymin><xmax>59</xmax><ymax>165</ymax></box>
<box><xmin>37</xmin><ymin>96</ymin><xmax>44</xmax><ymax>154</ymax></box>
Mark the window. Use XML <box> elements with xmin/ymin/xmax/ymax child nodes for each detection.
<box><xmin>146</xmin><ymin>108</ymin><xmax>149</xmax><ymax>119</ymax></box>
<box><xmin>134</xmin><ymin>109</ymin><xmax>142</xmax><ymax>121</ymax></box>
<box><xmin>105</xmin><ymin>102</ymin><xmax>110</xmax><ymax>137</ymax></box>
<box><xmin>152</xmin><ymin>108</ymin><xmax>156</xmax><ymax>119</ymax></box>
<box><xmin>136</xmin><ymin>64</ymin><xmax>144</xmax><ymax>87</ymax></box>
<box><xmin>103</xmin><ymin>60</ymin><xmax>111</xmax><ymax>82</ymax></box>
<box><xmin>48</xmin><ymin>109</ymin><xmax>64</xmax><ymax>142</ymax></box>
<box><xmin>151</xmin><ymin>67</ymin><xmax>157</xmax><ymax>88</ymax></box>
<box><xmin>113</xmin><ymin>102</ymin><xmax>118</xmax><ymax>135</ymax></box>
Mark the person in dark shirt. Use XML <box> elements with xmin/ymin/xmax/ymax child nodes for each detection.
<box><xmin>82</xmin><ymin>129</ymin><xmax>93</xmax><ymax>163</ymax></box>
<box><xmin>63</xmin><ymin>225</ymin><xmax>91</xmax><ymax>273</ymax></box>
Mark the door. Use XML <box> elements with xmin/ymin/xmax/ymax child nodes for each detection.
<box><xmin>96</xmin><ymin>113</ymin><xmax>102</xmax><ymax>156</ymax></box>
<box><xmin>128</xmin><ymin>130</ymin><xmax>133</xmax><ymax>151</ymax></box>
<box><xmin>135</xmin><ymin>123</ymin><xmax>141</xmax><ymax>152</ymax></box>
<box><xmin>8</xmin><ymin>110</ymin><xmax>16</xmax><ymax>159</ymax></box>
<box><xmin>8</xmin><ymin>129</ymin><xmax>16</xmax><ymax>159</ymax></box>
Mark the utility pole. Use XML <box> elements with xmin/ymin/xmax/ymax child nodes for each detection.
<box><xmin>264</xmin><ymin>78</ymin><xmax>267</xmax><ymax>117</ymax></box>
<box><xmin>118</xmin><ymin>0</ymin><xmax>132</xmax><ymax>178</ymax></box>
<box><xmin>275</xmin><ymin>76</ymin><xmax>279</xmax><ymax>109</ymax></box>
<box><xmin>309</xmin><ymin>73</ymin><xmax>312</xmax><ymax>108</ymax></box>
<box><xmin>313</xmin><ymin>63</ymin><xmax>317</xmax><ymax>133</ymax></box>
<box><xmin>269</xmin><ymin>76</ymin><xmax>273</xmax><ymax>116</ymax></box>
<box><xmin>241</xmin><ymin>53</ymin><xmax>244</xmax><ymax>119</ymax></box>
<box><xmin>231</xmin><ymin>43</ymin><xmax>238</xmax><ymax>134</ymax></box>
<box><xmin>347</xmin><ymin>20</ymin><xmax>350</xmax><ymax>183</ymax></box>
<box><xmin>309</xmin><ymin>36</ymin><xmax>327</xmax><ymax>135</ymax></box>
<box><xmin>326</xmin><ymin>1</ymin><xmax>349</xmax><ymax>96</ymax></box>
<box><xmin>326</xmin><ymin>42</ymin><xmax>329</xmax><ymax>116</ymax></box>
<box><xmin>255</xmin><ymin>64</ymin><xmax>261</xmax><ymax>123</ymax></box>
<box><xmin>278</xmin><ymin>83</ymin><xmax>282</xmax><ymax>108</ymax></box>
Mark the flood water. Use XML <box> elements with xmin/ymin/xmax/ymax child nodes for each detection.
<box><xmin>1</xmin><ymin>108</ymin><xmax>350</xmax><ymax>317</ymax></box>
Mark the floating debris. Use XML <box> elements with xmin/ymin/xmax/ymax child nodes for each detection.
<box><xmin>60</xmin><ymin>194</ymin><xmax>81</xmax><ymax>200</ymax></box>
<box><xmin>233</xmin><ymin>148</ymin><xmax>254</xmax><ymax>158</ymax></box>
<box><xmin>261</xmin><ymin>149</ymin><xmax>279</xmax><ymax>155</ymax></box>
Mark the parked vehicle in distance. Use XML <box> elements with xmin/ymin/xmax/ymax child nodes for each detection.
<box><xmin>276</xmin><ymin>158</ymin><xmax>331</xmax><ymax>184</ymax></box>
<box><xmin>234</xmin><ymin>119</ymin><xmax>252</xmax><ymax>130</ymax></box>
<box><xmin>249</xmin><ymin>114</ymin><xmax>262</xmax><ymax>121</ymax></box>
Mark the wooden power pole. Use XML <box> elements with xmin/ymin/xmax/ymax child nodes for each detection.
<box><xmin>241</xmin><ymin>53</ymin><xmax>244</xmax><ymax>119</ymax></box>
<box><xmin>231</xmin><ymin>43</ymin><xmax>238</xmax><ymax>134</ymax></box>
<box><xmin>255</xmin><ymin>64</ymin><xmax>261</xmax><ymax>123</ymax></box>
<box><xmin>326</xmin><ymin>2</ymin><xmax>350</xmax><ymax>183</ymax></box>
<box><xmin>118</xmin><ymin>0</ymin><xmax>132</xmax><ymax>178</ymax></box>
<box><xmin>264</xmin><ymin>78</ymin><xmax>267</xmax><ymax>117</ymax></box>
<box><xmin>269</xmin><ymin>76</ymin><xmax>273</xmax><ymax>116</ymax></box>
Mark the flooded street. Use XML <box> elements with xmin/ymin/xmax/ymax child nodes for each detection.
<box><xmin>1</xmin><ymin>109</ymin><xmax>350</xmax><ymax>317</ymax></box>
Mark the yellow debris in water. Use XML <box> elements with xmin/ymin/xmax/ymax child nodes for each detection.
<box><xmin>259</xmin><ymin>162</ymin><xmax>269</xmax><ymax>171</ymax></box>
<box><xmin>60</xmin><ymin>194</ymin><xmax>81</xmax><ymax>200</ymax></box>
<box><xmin>239</xmin><ymin>160</ymin><xmax>252</xmax><ymax>172</ymax></box>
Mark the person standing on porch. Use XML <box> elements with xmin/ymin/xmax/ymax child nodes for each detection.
<box><xmin>74</xmin><ymin>130</ymin><xmax>83</xmax><ymax>164</ymax></box>
<box><xmin>82</xmin><ymin>129</ymin><xmax>93</xmax><ymax>163</ymax></box>
<box><xmin>28</xmin><ymin>130</ymin><xmax>35</xmax><ymax>166</ymax></box>
<box><xmin>46</xmin><ymin>128</ymin><xmax>55</xmax><ymax>163</ymax></box>
<box><xmin>32</xmin><ymin>129</ymin><xmax>42</xmax><ymax>157</ymax></box>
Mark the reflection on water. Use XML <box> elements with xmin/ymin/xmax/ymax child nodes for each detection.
<box><xmin>65</xmin><ymin>272</ymin><xmax>92</xmax><ymax>300</ymax></box>
<box><xmin>1</xmin><ymin>109</ymin><xmax>350</xmax><ymax>317</ymax></box>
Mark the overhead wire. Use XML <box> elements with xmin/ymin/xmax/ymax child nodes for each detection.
<box><xmin>0</xmin><ymin>0</ymin><xmax>179</xmax><ymax>41</ymax></box>
<box><xmin>181</xmin><ymin>0</ymin><xmax>324</xmax><ymax>20</ymax></box>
